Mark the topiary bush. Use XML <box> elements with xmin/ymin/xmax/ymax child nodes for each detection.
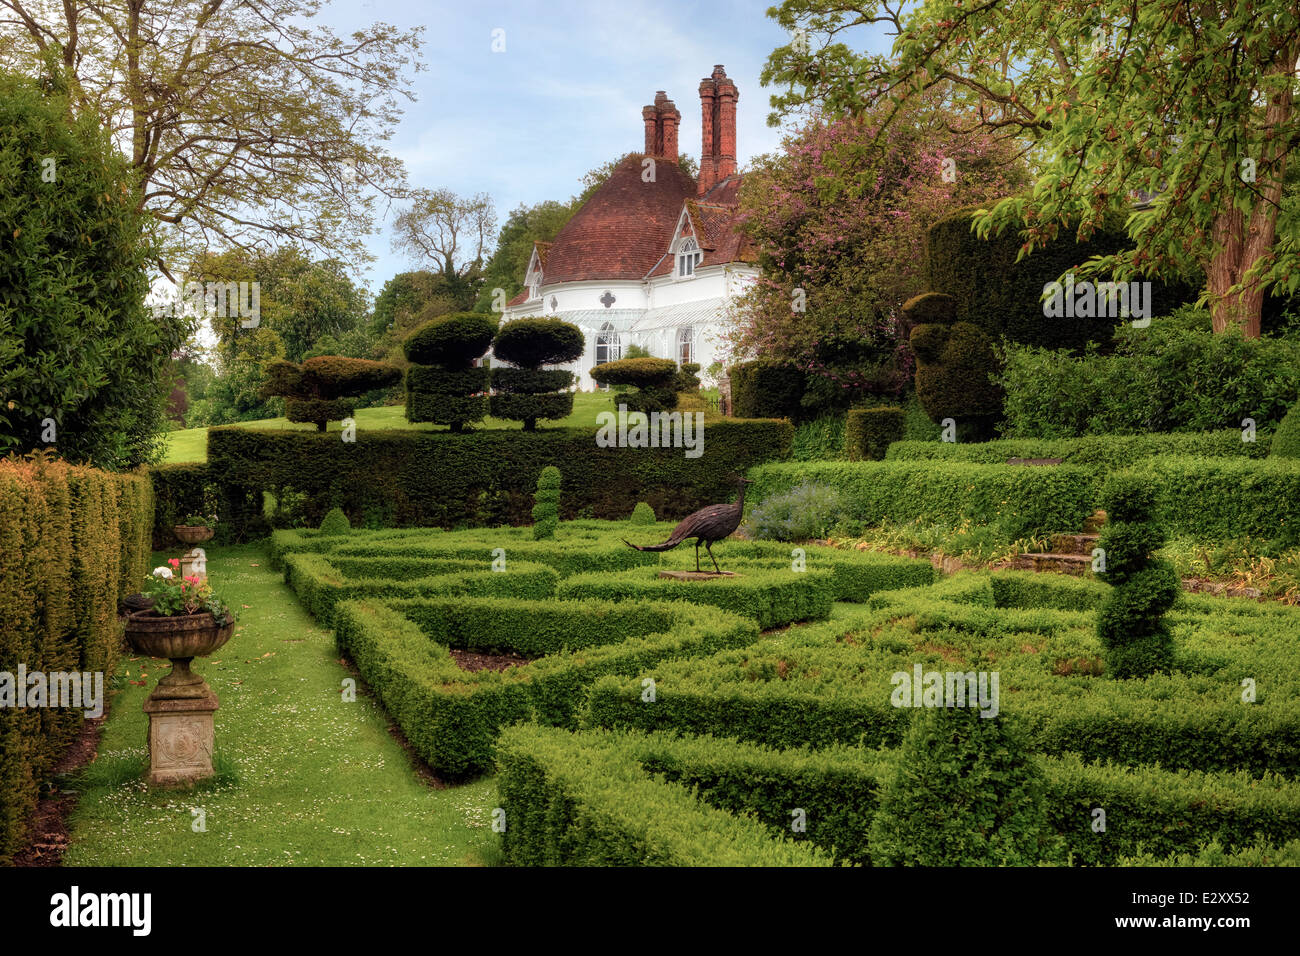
<box><xmin>491</xmin><ymin>318</ymin><xmax>584</xmax><ymax>430</ymax></box>
<box><xmin>905</xmin><ymin>294</ymin><xmax>1002</xmax><ymax>441</ymax></box>
<box><xmin>676</xmin><ymin>362</ymin><xmax>702</xmax><ymax>393</ymax></box>
<box><xmin>319</xmin><ymin>506</ymin><xmax>351</xmax><ymax>536</ymax></box>
<box><xmin>532</xmin><ymin>466</ymin><xmax>561</xmax><ymax>539</ymax></box>
<box><xmin>868</xmin><ymin>705</ymin><xmax>1058</xmax><ymax>866</ymax></box>
<box><xmin>1271</xmin><ymin>402</ymin><xmax>1300</xmax><ymax>460</ymax></box>
<box><xmin>1094</xmin><ymin>474</ymin><xmax>1179</xmax><ymax>678</ymax></box>
<box><xmin>260</xmin><ymin>356</ymin><xmax>401</xmax><ymax>431</ymax></box>
<box><xmin>404</xmin><ymin>312</ymin><xmax>498</xmax><ymax>431</ymax></box>
<box><xmin>590</xmin><ymin>357</ymin><xmax>679</xmax><ymax>414</ymax></box>
<box><xmin>729</xmin><ymin>360</ymin><xmax>805</xmax><ymax>420</ymax></box>
<box><xmin>629</xmin><ymin>501</ymin><xmax>656</xmax><ymax>525</ymax></box>
<box><xmin>845</xmin><ymin>406</ymin><xmax>904</xmax><ymax>461</ymax></box>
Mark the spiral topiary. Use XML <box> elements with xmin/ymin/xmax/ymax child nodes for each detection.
<box><xmin>1094</xmin><ymin>474</ymin><xmax>1179</xmax><ymax>678</ymax></box>
<box><xmin>532</xmin><ymin>466</ymin><xmax>561</xmax><ymax>540</ymax></box>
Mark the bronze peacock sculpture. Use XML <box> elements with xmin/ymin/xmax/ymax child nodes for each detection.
<box><xmin>623</xmin><ymin>477</ymin><xmax>753</xmax><ymax>573</ymax></box>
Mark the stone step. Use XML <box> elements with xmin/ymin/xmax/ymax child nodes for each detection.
<box><xmin>1010</xmin><ymin>552</ymin><xmax>1094</xmax><ymax>575</ymax></box>
<box><xmin>1081</xmin><ymin>510</ymin><xmax>1108</xmax><ymax>534</ymax></box>
<box><xmin>1050</xmin><ymin>533</ymin><xmax>1101</xmax><ymax>556</ymax></box>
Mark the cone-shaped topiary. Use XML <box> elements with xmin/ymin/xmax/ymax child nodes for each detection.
<box><xmin>490</xmin><ymin>318</ymin><xmax>585</xmax><ymax>430</ymax></box>
<box><xmin>319</xmin><ymin>506</ymin><xmax>351</xmax><ymax>536</ymax></box>
<box><xmin>259</xmin><ymin>356</ymin><xmax>401</xmax><ymax>432</ymax></box>
<box><xmin>403</xmin><ymin>312</ymin><xmax>498</xmax><ymax>431</ymax></box>
<box><xmin>532</xmin><ymin>466</ymin><xmax>561</xmax><ymax>540</ymax></box>
<box><xmin>590</xmin><ymin>357</ymin><xmax>678</xmax><ymax>414</ymax></box>
<box><xmin>1270</xmin><ymin>402</ymin><xmax>1300</xmax><ymax>459</ymax></box>
<box><xmin>1094</xmin><ymin>474</ymin><xmax>1178</xmax><ymax>678</ymax></box>
<box><xmin>869</xmin><ymin>705</ymin><xmax>1058</xmax><ymax>866</ymax></box>
<box><xmin>629</xmin><ymin>501</ymin><xmax>656</xmax><ymax>525</ymax></box>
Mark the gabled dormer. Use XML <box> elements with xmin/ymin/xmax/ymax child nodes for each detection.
<box><xmin>523</xmin><ymin>241</ymin><xmax>551</xmax><ymax>300</ymax></box>
<box><xmin>668</xmin><ymin>203</ymin><xmax>710</xmax><ymax>279</ymax></box>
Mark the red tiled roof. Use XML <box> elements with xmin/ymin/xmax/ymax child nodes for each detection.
<box><xmin>507</xmin><ymin>288</ymin><xmax>532</xmax><ymax>307</ymax></box>
<box><xmin>645</xmin><ymin>177</ymin><xmax>754</xmax><ymax>278</ymax></box>
<box><xmin>541</xmin><ymin>154</ymin><xmax>696</xmax><ymax>284</ymax></box>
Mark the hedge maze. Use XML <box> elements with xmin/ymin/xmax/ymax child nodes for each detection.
<box><xmin>270</xmin><ymin>522</ymin><xmax>1300</xmax><ymax>864</ymax></box>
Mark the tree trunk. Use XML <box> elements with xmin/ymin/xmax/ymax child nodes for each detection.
<box><xmin>1205</xmin><ymin>39</ymin><xmax>1298</xmax><ymax>338</ymax></box>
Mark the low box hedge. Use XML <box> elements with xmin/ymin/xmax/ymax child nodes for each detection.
<box><xmin>332</xmin><ymin>595</ymin><xmax>757</xmax><ymax>777</ymax></box>
<box><xmin>747</xmin><ymin>459</ymin><xmax>1099</xmax><ymax>541</ymax></box>
<box><xmin>886</xmin><ymin>430</ymin><xmax>1269</xmax><ymax>467</ymax></box>
<box><xmin>496</xmin><ymin>725</ymin><xmax>831</xmax><ymax>866</ymax></box>
<box><xmin>556</xmin><ymin>565</ymin><xmax>837</xmax><ymax>629</ymax></box>
<box><xmin>283</xmin><ymin>553</ymin><xmax>559</xmax><ymax>626</ymax></box>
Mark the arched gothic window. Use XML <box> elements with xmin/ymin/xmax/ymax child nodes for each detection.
<box><xmin>596</xmin><ymin>322</ymin><xmax>621</xmax><ymax>366</ymax></box>
<box><xmin>677</xmin><ymin>326</ymin><xmax>695</xmax><ymax>364</ymax></box>
<box><xmin>676</xmin><ymin>237</ymin><xmax>702</xmax><ymax>278</ymax></box>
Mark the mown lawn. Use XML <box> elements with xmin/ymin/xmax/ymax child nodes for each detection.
<box><xmin>164</xmin><ymin>392</ymin><xmax>624</xmax><ymax>463</ymax></box>
<box><xmin>64</xmin><ymin>545</ymin><xmax>501</xmax><ymax>866</ymax></box>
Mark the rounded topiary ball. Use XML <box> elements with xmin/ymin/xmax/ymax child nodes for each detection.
<box><xmin>629</xmin><ymin>502</ymin><xmax>656</xmax><ymax>525</ymax></box>
<box><xmin>319</xmin><ymin>506</ymin><xmax>351</xmax><ymax>536</ymax></box>
<box><xmin>493</xmin><ymin>318</ymin><xmax>585</xmax><ymax>369</ymax></box>
<box><xmin>403</xmin><ymin>312</ymin><xmax>498</xmax><ymax>368</ymax></box>
<box><xmin>1270</xmin><ymin>402</ymin><xmax>1300</xmax><ymax>459</ymax></box>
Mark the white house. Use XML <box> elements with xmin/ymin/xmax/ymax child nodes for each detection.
<box><xmin>500</xmin><ymin>65</ymin><xmax>759</xmax><ymax>389</ymax></box>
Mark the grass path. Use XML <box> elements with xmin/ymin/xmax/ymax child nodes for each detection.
<box><xmin>64</xmin><ymin>545</ymin><xmax>500</xmax><ymax>866</ymax></box>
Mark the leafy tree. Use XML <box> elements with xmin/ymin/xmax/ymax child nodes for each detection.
<box><xmin>0</xmin><ymin>0</ymin><xmax>423</xmax><ymax>272</ymax></box>
<box><xmin>762</xmin><ymin>0</ymin><xmax>1300</xmax><ymax>337</ymax></box>
<box><xmin>373</xmin><ymin>270</ymin><xmax>469</xmax><ymax>334</ymax></box>
<box><xmin>392</xmin><ymin>188</ymin><xmax>496</xmax><ymax>282</ymax></box>
<box><xmin>192</xmin><ymin>247</ymin><xmax>370</xmax><ymax>364</ymax></box>
<box><xmin>0</xmin><ymin>70</ymin><xmax>187</xmax><ymax>469</ymax></box>
<box><xmin>731</xmin><ymin>95</ymin><xmax>1027</xmax><ymax>405</ymax></box>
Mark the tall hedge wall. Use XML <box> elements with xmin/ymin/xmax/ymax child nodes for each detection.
<box><xmin>924</xmin><ymin>208</ymin><xmax>1191</xmax><ymax>352</ymax></box>
<box><xmin>203</xmin><ymin>420</ymin><xmax>793</xmax><ymax>538</ymax></box>
<box><xmin>0</xmin><ymin>456</ymin><xmax>152</xmax><ymax>863</ymax></box>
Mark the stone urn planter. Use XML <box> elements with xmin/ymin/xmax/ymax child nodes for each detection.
<box><xmin>173</xmin><ymin>524</ymin><xmax>214</xmax><ymax>545</ymax></box>
<box><xmin>124</xmin><ymin>610</ymin><xmax>234</xmax><ymax>787</ymax></box>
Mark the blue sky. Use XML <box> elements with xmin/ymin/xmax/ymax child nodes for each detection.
<box><xmin>322</xmin><ymin>0</ymin><xmax>892</xmax><ymax>294</ymax></box>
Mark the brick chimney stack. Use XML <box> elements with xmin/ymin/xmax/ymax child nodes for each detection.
<box><xmin>698</xmin><ymin>65</ymin><xmax>738</xmax><ymax>196</ymax></box>
<box><xmin>642</xmin><ymin>91</ymin><xmax>680</xmax><ymax>159</ymax></box>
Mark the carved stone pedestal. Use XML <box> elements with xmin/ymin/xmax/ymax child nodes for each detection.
<box><xmin>180</xmin><ymin>547</ymin><xmax>208</xmax><ymax>584</ymax></box>
<box><xmin>142</xmin><ymin>657</ymin><xmax>219</xmax><ymax>787</ymax></box>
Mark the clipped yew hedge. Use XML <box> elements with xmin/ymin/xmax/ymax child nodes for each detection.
<box><xmin>204</xmin><ymin>420</ymin><xmax>793</xmax><ymax>539</ymax></box>
<box><xmin>0</xmin><ymin>457</ymin><xmax>152</xmax><ymax>863</ymax></box>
